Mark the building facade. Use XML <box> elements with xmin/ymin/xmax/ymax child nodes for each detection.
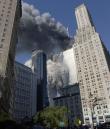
<box><xmin>0</xmin><ymin>0</ymin><xmax>22</xmax><ymax>113</ymax></box>
<box><xmin>53</xmin><ymin>84</ymin><xmax>83</xmax><ymax>126</ymax></box>
<box><xmin>13</xmin><ymin>49</ymin><xmax>49</xmax><ymax>121</ymax></box>
<box><xmin>32</xmin><ymin>50</ymin><xmax>48</xmax><ymax>111</ymax></box>
<box><xmin>13</xmin><ymin>62</ymin><xmax>37</xmax><ymax>121</ymax></box>
<box><xmin>73</xmin><ymin>4</ymin><xmax>110</xmax><ymax>124</ymax></box>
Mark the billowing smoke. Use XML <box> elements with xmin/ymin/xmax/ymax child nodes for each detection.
<box><xmin>47</xmin><ymin>59</ymin><xmax>69</xmax><ymax>105</ymax></box>
<box><xmin>47</xmin><ymin>59</ymin><xmax>69</xmax><ymax>88</ymax></box>
<box><xmin>17</xmin><ymin>2</ymin><xmax>72</xmax><ymax>56</ymax></box>
<box><xmin>19</xmin><ymin>2</ymin><xmax>73</xmax><ymax>105</ymax></box>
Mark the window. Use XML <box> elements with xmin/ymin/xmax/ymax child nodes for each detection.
<box><xmin>5</xmin><ymin>23</ymin><xmax>8</xmax><ymax>27</ymax></box>
<box><xmin>3</xmin><ymin>6</ymin><xmax>5</xmax><ymax>9</ymax></box>
<box><xmin>9</xmin><ymin>2</ymin><xmax>12</xmax><ymax>6</ymax></box>
<box><xmin>2</xmin><ymin>9</ymin><xmax>4</xmax><ymax>13</ymax></box>
<box><xmin>1</xmin><ymin>39</ymin><xmax>5</xmax><ymax>42</ymax></box>
<box><xmin>7</xmin><ymin>10</ymin><xmax>11</xmax><ymax>14</ymax></box>
<box><xmin>8</xmin><ymin>6</ymin><xmax>12</xmax><ymax>9</ymax></box>
<box><xmin>4</xmin><ymin>28</ymin><xmax>6</xmax><ymax>32</ymax></box>
<box><xmin>2</xmin><ymin>33</ymin><xmax>6</xmax><ymax>37</ymax></box>
<box><xmin>0</xmin><ymin>44</ymin><xmax>3</xmax><ymax>48</ymax></box>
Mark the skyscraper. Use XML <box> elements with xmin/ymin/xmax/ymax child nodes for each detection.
<box><xmin>73</xmin><ymin>4</ymin><xmax>110</xmax><ymax>124</ymax></box>
<box><xmin>0</xmin><ymin>0</ymin><xmax>21</xmax><ymax>113</ymax></box>
<box><xmin>32</xmin><ymin>50</ymin><xmax>48</xmax><ymax>111</ymax></box>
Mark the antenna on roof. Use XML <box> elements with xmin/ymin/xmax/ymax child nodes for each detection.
<box><xmin>66</xmin><ymin>27</ymin><xmax>69</xmax><ymax>37</ymax></box>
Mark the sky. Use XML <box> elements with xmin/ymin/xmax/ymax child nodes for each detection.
<box><xmin>16</xmin><ymin>0</ymin><xmax>110</xmax><ymax>63</ymax></box>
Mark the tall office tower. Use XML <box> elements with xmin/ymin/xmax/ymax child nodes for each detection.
<box><xmin>73</xmin><ymin>4</ymin><xmax>110</xmax><ymax>124</ymax></box>
<box><xmin>32</xmin><ymin>50</ymin><xmax>48</xmax><ymax>111</ymax></box>
<box><xmin>13</xmin><ymin>62</ymin><xmax>37</xmax><ymax>121</ymax></box>
<box><xmin>0</xmin><ymin>0</ymin><xmax>21</xmax><ymax>113</ymax></box>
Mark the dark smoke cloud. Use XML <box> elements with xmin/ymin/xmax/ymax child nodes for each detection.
<box><xmin>17</xmin><ymin>2</ymin><xmax>72</xmax><ymax>56</ymax></box>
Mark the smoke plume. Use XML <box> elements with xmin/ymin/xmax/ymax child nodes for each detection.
<box><xmin>47</xmin><ymin>59</ymin><xmax>69</xmax><ymax>105</ymax></box>
<box><xmin>18</xmin><ymin>2</ymin><xmax>74</xmax><ymax>105</ymax></box>
<box><xmin>47</xmin><ymin>59</ymin><xmax>69</xmax><ymax>88</ymax></box>
<box><xmin>17</xmin><ymin>2</ymin><xmax>72</xmax><ymax>56</ymax></box>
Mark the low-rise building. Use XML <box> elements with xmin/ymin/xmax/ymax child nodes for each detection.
<box><xmin>53</xmin><ymin>84</ymin><xmax>83</xmax><ymax>126</ymax></box>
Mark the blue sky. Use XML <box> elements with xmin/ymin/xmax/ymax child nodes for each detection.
<box><xmin>16</xmin><ymin>0</ymin><xmax>110</xmax><ymax>63</ymax></box>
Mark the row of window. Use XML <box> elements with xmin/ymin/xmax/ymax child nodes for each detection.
<box><xmin>0</xmin><ymin>0</ymin><xmax>13</xmax><ymax>48</ymax></box>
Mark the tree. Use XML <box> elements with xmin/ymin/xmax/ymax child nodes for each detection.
<box><xmin>0</xmin><ymin>110</ymin><xmax>10</xmax><ymax>122</ymax></box>
<box><xmin>33</xmin><ymin>106</ymin><xmax>68</xmax><ymax>129</ymax></box>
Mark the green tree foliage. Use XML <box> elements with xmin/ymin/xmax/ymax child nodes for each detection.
<box><xmin>0</xmin><ymin>110</ymin><xmax>10</xmax><ymax>122</ymax></box>
<box><xmin>33</xmin><ymin>106</ymin><xmax>68</xmax><ymax>129</ymax></box>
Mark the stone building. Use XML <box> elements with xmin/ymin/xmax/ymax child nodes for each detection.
<box><xmin>0</xmin><ymin>0</ymin><xmax>21</xmax><ymax>113</ymax></box>
<box><xmin>73</xmin><ymin>4</ymin><xmax>110</xmax><ymax>124</ymax></box>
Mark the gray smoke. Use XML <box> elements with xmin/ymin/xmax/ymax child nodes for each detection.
<box><xmin>47</xmin><ymin>59</ymin><xmax>69</xmax><ymax>89</ymax></box>
<box><xmin>47</xmin><ymin>59</ymin><xmax>69</xmax><ymax>105</ymax></box>
<box><xmin>18</xmin><ymin>2</ymin><xmax>73</xmax><ymax>105</ymax></box>
<box><xmin>17</xmin><ymin>2</ymin><xmax>72</xmax><ymax>56</ymax></box>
